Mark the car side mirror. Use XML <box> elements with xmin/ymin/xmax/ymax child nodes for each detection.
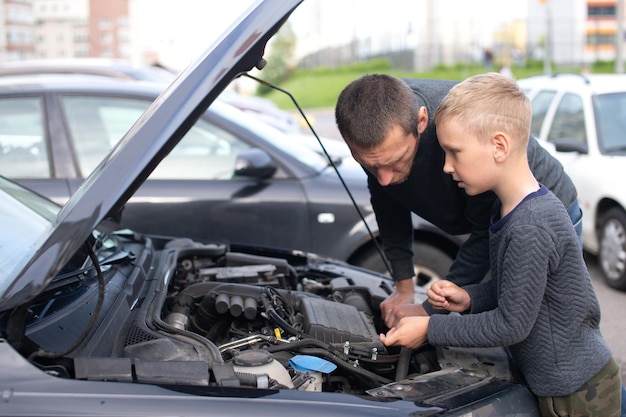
<box><xmin>234</xmin><ymin>148</ymin><xmax>277</xmax><ymax>179</ymax></box>
<box><xmin>552</xmin><ymin>138</ymin><xmax>588</xmax><ymax>154</ymax></box>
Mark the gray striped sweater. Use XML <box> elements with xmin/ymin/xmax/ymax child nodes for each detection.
<box><xmin>427</xmin><ymin>186</ymin><xmax>612</xmax><ymax>396</ymax></box>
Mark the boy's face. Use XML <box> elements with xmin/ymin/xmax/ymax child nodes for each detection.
<box><xmin>437</xmin><ymin>118</ymin><xmax>496</xmax><ymax>196</ymax></box>
<box><xmin>349</xmin><ymin>124</ymin><xmax>418</xmax><ymax>186</ymax></box>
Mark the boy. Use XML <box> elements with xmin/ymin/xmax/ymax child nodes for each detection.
<box><xmin>379</xmin><ymin>73</ymin><xmax>621</xmax><ymax>416</ymax></box>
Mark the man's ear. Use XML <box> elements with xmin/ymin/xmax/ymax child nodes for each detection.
<box><xmin>492</xmin><ymin>132</ymin><xmax>509</xmax><ymax>162</ymax></box>
<box><xmin>417</xmin><ymin>106</ymin><xmax>429</xmax><ymax>134</ymax></box>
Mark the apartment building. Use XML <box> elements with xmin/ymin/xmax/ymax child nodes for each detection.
<box><xmin>1</xmin><ymin>0</ymin><xmax>36</xmax><ymax>61</ymax></box>
<box><xmin>33</xmin><ymin>0</ymin><xmax>89</xmax><ymax>58</ymax></box>
<box><xmin>0</xmin><ymin>0</ymin><xmax>129</xmax><ymax>62</ymax></box>
<box><xmin>586</xmin><ymin>0</ymin><xmax>625</xmax><ymax>62</ymax></box>
<box><xmin>0</xmin><ymin>1</ymin><xmax>624</xmax><ymax>67</ymax></box>
<box><xmin>87</xmin><ymin>0</ymin><xmax>129</xmax><ymax>59</ymax></box>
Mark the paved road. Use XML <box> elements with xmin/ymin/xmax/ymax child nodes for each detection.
<box><xmin>300</xmin><ymin>107</ymin><xmax>626</xmax><ymax>380</ymax></box>
<box><xmin>301</xmin><ymin>108</ymin><xmax>340</xmax><ymax>140</ymax></box>
<box><xmin>586</xmin><ymin>253</ymin><xmax>626</xmax><ymax>381</ymax></box>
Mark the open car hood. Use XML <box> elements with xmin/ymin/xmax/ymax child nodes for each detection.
<box><xmin>1</xmin><ymin>0</ymin><xmax>302</xmax><ymax>309</ymax></box>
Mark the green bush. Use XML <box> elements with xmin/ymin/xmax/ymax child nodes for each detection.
<box><xmin>261</xmin><ymin>59</ymin><xmax>611</xmax><ymax>110</ymax></box>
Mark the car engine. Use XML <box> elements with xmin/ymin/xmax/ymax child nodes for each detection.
<box><xmin>138</xmin><ymin>238</ymin><xmax>438</xmax><ymax>393</ymax></box>
<box><xmin>15</xmin><ymin>232</ymin><xmax>515</xmax><ymax>401</ymax></box>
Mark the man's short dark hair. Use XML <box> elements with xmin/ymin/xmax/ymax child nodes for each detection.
<box><xmin>335</xmin><ymin>74</ymin><xmax>419</xmax><ymax>148</ymax></box>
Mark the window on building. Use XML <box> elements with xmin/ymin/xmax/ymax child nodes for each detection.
<box><xmin>99</xmin><ymin>49</ymin><xmax>114</xmax><ymax>58</ymax></box>
<box><xmin>98</xmin><ymin>17</ymin><xmax>112</xmax><ymax>30</ymax></box>
<box><xmin>587</xmin><ymin>32</ymin><xmax>617</xmax><ymax>47</ymax></box>
<box><xmin>588</xmin><ymin>5</ymin><xmax>616</xmax><ymax>17</ymax></box>
<box><xmin>100</xmin><ymin>32</ymin><xmax>113</xmax><ymax>44</ymax></box>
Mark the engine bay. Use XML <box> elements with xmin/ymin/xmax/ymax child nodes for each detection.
<box><xmin>12</xmin><ymin>233</ymin><xmax>515</xmax><ymax>403</ymax></box>
<box><xmin>158</xmin><ymin>240</ymin><xmax>413</xmax><ymax>392</ymax></box>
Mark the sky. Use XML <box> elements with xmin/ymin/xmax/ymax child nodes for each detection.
<box><xmin>130</xmin><ymin>0</ymin><xmax>529</xmax><ymax>71</ymax></box>
<box><xmin>289</xmin><ymin>0</ymin><xmax>528</xmax><ymax>53</ymax></box>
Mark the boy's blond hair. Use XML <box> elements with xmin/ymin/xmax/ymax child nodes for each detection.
<box><xmin>434</xmin><ymin>72</ymin><xmax>532</xmax><ymax>152</ymax></box>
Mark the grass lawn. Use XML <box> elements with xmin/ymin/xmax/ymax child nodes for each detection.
<box><xmin>263</xmin><ymin>59</ymin><xmax>614</xmax><ymax>110</ymax></box>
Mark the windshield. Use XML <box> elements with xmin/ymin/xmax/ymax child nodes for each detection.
<box><xmin>595</xmin><ymin>92</ymin><xmax>626</xmax><ymax>154</ymax></box>
<box><xmin>0</xmin><ymin>177</ymin><xmax>59</xmax><ymax>294</ymax></box>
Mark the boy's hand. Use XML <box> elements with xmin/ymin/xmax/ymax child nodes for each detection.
<box><xmin>379</xmin><ymin>316</ymin><xmax>430</xmax><ymax>349</ymax></box>
<box><xmin>426</xmin><ymin>280</ymin><xmax>470</xmax><ymax>312</ymax></box>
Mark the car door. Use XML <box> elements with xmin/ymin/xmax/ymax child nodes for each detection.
<box><xmin>123</xmin><ymin>114</ymin><xmax>311</xmax><ymax>249</ymax></box>
<box><xmin>56</xmin><ymin>93</ymin><xmax>311</xmax><ymax>251</ymax></box>
<box><xmin>543</xmin><ymin>91</ymin><xmax>592</xmax><ymax>191</ymax></box>
<box><xmin>535</xmin><ymin>90</ymin><xmax>599</xmax><ymax>245</ymax></box>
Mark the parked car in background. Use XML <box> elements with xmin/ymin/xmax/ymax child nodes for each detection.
<box><xmin>0</xmin><ymin>57</ymin><xmax>177</xmax><ymax>82</ymax></box>
<box><xmin>0</xmin><ymin>57</ymin><xmax>303</xmax><ymax>134</ymax></box>
<box><xmin>0</xmin><ymin>1</ymin><xmax>541</xmax><ymax>415</ymax></box>
<box><xmin>517</xmin><ymin>73</ymin><xmax>626</xmax><ymax>290</ymax></box>
<box><xmin>220</xmin><ymin>89</ymin><xmax>303</xmax><ymax>133</ymax></box>
<box><xmin>0</xmin><ymin>74</ymin><xmax>461</xmax><ymax>285</ymax></box>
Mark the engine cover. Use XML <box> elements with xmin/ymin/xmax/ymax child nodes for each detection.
<box><xmin>299</xmin><ymin>296</ymin><xmax>378</xmax><ymax>344</ymax></box>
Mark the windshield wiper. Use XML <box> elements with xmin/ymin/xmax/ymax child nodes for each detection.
<box><xmin>47</xmin><ymin>250</ymin><xmax>136</xmax><ymax>291</ymax></box>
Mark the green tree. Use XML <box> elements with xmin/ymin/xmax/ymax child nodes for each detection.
<box><xmin>256</xmin><ymin>21</ymin><xmax>297</xmax><ymax>96</ymax></box>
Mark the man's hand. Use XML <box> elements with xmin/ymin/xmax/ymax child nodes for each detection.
<box><xmin>379</xmin><ymin>316</ymin><xmax>430</xmax><ymax>349</ymax></box>
<box><xmin>380</xmin><ymin>278</ymin><xmax>427</xmax><ymax>328</ymax></box>
<box><xmin>426</xmin><ymin>280</ymin><xmax>470</xmax><ymax>312</ymax></box>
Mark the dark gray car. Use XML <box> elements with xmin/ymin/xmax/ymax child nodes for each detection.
<box><xmin>0</xmin><ymin>1</ymin><xmax>540</xmax><ymax>416</ymax></box>
<box><xmin>0</xmin><ymin>74</ymin><xmax>461</xmax><ymax>284</ymax></box>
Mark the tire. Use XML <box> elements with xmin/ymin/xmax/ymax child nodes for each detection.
<box><xmin>598</xmin><ymin>207</ymin><xmax>626</xmax><ymax>290</ymax></box>
<box><xmin>353</xmin><ymin>242</ymin><xmax>453</xmax><ymax>289</ymax></box>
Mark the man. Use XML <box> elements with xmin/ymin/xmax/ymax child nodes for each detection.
<box><xmin>335</xmin><ymin>74</ymin><xmax>581</xmax><ymax>328</ymax></box>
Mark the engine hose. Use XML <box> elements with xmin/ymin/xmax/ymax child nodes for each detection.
<box><xmin>264</xmin><ymin>339</ymin><xmax>390</xmax><ymax>384</ymax></box>
<box><xmin>261</xmin><ymin>292</ymin><xmax>308</xmax><ymax>338</ymax></box>
<box><xmin>235</xmin><ymin>372</ymin><xmax>288</xmax><ymax>390</ymax></box>
<box><xmin>297</xmin><ymin>347</ymin><xmax>392</xmax><ymax>385</ymax></box>
<box><xmin>236</xmin><ymin>371</ymin><xmax>267</xmax><ymax>388</ymax></box>
<box><xmin>395</xmin><ymin>347</ymin><xmax>411</xmax><ymax>381</ymax></box>
<box><xmin>263</xmin><ymin>337</ymin><xmax>329</xmax><ymax>352</ymax></box>
<box><xmin>267</xmin><ymin>308</ymin><xmax>302</xmax><ymax>336</ymax></box>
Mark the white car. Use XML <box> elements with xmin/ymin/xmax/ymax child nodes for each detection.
<box><xmin>517</xmin><ymin>73</ymin><xmax>626</xmax><ymax>290</ymax></box>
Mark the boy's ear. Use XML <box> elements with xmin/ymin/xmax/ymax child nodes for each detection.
<box><xmin>492</xmin><ymin>132</ymin><xmax>509</xmax><ymax>162</ymax></box>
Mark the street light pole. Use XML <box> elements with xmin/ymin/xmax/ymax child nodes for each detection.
<box><xmin>543</xmin><ymin>0</ymin><xmax>552</xmax><ymax>74</ymax></box>
<box><xmin>617</xmin><ymin>0</ymin><xmax>624</xmax><ymax>73</ymax></box>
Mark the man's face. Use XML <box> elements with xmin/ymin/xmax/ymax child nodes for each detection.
<box><xmin>349</xmin><ymin>125</ymin><xmax>418</xmax><ymax>186</ymax></box>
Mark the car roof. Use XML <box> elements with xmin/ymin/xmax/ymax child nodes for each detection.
<box><xmin>0</xmin><ymin>73</ymin><xmax>168</xmax><ymax>95</ymax></box>
<box><xmin>0</xmin><ymin>58</ymin><xmax>177</xmax><ymax>82</ymax></box>
<box><xmin>517</xmin><ymin>73</ymin><xmax>626</xmax><ymax>95</ymax></box>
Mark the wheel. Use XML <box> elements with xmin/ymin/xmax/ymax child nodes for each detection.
<box><xmin>598</xmin><ymin>207</ymin><xmax>626</xmax><ymax>290</ymax></box>
<box><xmin>353</xmin><ymin>242</ymin><xmax>453</xmax><ymax>289</ymax></box>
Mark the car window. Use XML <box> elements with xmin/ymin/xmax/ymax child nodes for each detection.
<box><xmin>529</xmin><ymin>89</ymin><xmax>557</xmax><ymax>138</ymax></box>
<box><xmin>61</xmin><ymin>96</ymin><xmax>151</xmax><ymax>176</ymax></box>
<box><xmin>595</xmin><ymin>92</ymin><xmax>626</xmax><ymax>153</ymax></box>
<box><xmin>212</xmin><ymin>100</ymin><xmax>330</xmax><ymax>172</ymax></box>
<box><xmin>547</xmin><ymin>92</ymin><xmax>586</xmax><ymax>146</ymax></box>
<box><xmin>0</xmin><ymin>97</ymin><xmax>49</xmax><ymax>179</ymax></box>
<box><xmin>150</xmin><ymin>118</ymin><xmax>251</xmax><ymax>179</ymax></box>
<box><xmin>61</xmin><ymin>95</ymin><xmax>251</xmax><ymax>179</ymax></box>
